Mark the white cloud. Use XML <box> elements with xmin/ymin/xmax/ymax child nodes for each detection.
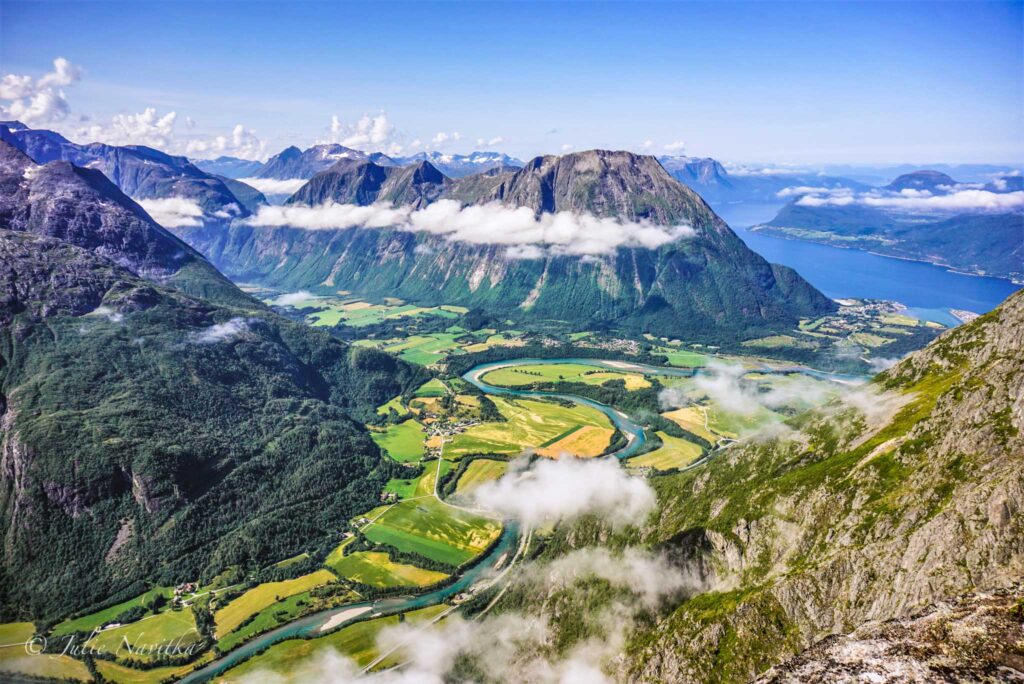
<box><xmin>663</xmin><ymin>141</ymin><xmax>686</xmax><ymax>152</ymax></box>
<box><xmin>0</xmin><ymin>57</ymin><xmax>83</xmax><ymax>127</ymax></box>
<box><xmin>476</xmin><ymin>136</ymin><xmax>504</xmax><ymax>147</ymax></box>
<box><xmin>79</xmin><ymin>107</ymin><xmax>178</xmax><ymax>149</ymax></box>
<box><xmin>237</xmin><ymin>177</ymin><xmax>308</xmax><ymax>196</ymax></box>
<box><xmin>136</xmin><ymin>197</ymin><xmax>205</xmax><ymax>228</ymax></box>
<box><xmin>472</xmin><ymin>456</ymin><xmax>656</xmax><ymax>529</ymax></box>
<box><xmin>269</xmin><ymin>291</ymin><xmax>320</xmax><ymax>306</ymax></box>
<box><xmin>638</xmin><ymin>140</ymin><xmax>653</xmax><ymax>150</ymax></box>
<box><xmin>794</xmin><ymin>186</ymin><xmax>1024</xmax><ymax>212</ymax></box>
<box><xmin>560</xmin><ymin>144</ymin><xmax>574</xmax><ymax>152</ymax></box>
<box><xmin>244</xmin><ymin>199</ymin><xmax>698</xmax><ymax>256</ymax></box>
<box><xmin>191</xmin><ymin>317</ymin><xmax>257</xmax><ymax>344</ymax></box>
<box><xmin>776</xmin><ymin>185</ymin><xmax>840</xmax><ymax>198</ymax></box>
<box><xmin>430</xmin><ymin>130</ymin><xmax>462</xmax><ymax>147</ymax></box>
<box><xmin>322</xmin><ymin>113</ymin><xmax>402</xmax><ymax>153</ymax></box>
<box><xmin>185</xmin><ymin>123</ymin><xmax>267</xmax><ymax>161</ymax></box>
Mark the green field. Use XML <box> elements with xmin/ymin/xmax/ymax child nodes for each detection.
<box><xmin>53</xmin><ymin>587</ymin><xmax>173</xmax><ymax>637</ymax></box>
<box><xmin>385</xmin><ymin>460</ymin><xmax>450</xmax><ymax>499</ymax></box>
<box><xmin>455</xmin><ymin>459</ymin><xmax>508</xmax><ymax>495</ymax></box>
<box><xmin>361</xmin><ymin>497</ymin><xmax>501</xmax><ymax>566</ymax></box>
<box><xmin>481</xmin><ymin>363</ymin><xmax>650</xmax><ymax>390</ymax></box>
<box><xmin>376</xmin><ymin>395</ymin><xmax>409</xmax><ymax>417</ymax></box>
<box><xmin>414</xmin><ymin>378</ymin><xmax>449</xmax><ymax>397</ymax></box>
<box><xmin>85</xmin><ymin>608</ymin><xmax>201</xmax><ymax>662</ymax></box>
<box><xmin>628</xmin><ymin>432</ymin><xmax>703</xmax><ymax>471</ymax></box>
<box><xmin>447</xmin><ymin>397</ymin><xmax>612</xmax><ymax>457</ymax></box>
<box><xmin>217</xmin><ymin>590</ymin><xmax>333</xmax><ymax>653</ymax></box>
<box><xmin>657</xmin><ymin>348</ymin><xmax>711</xmax><ymax>367</ymax></box>
<box><xmin>330</xmin><ymin>551</ymin><xmax>448</xmax><ymax>588</ymax></box>
<box><xmin>214</xmin><ymin>570</ymin><xmax>337</xmax><ymax>638</ymax></box>
<box><xmin>222</xmin><ymin>605</ymin><xmax>448</xmax><ymax>681</ymax></box>
<box><xmin>370</xmin><ymin>419</ymin><xmax>426</xmax><ymax>463</ymax></box>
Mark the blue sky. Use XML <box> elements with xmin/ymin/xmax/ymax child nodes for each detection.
<box><xmin>1</xmin><ymin>1</ymin><xmax>1021</xmax><ymax>164</ymax></box>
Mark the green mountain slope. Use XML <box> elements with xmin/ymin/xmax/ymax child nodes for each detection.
<box><xmin>179</xmin><ymin>150</ymin><xmax>836</xmax><ymax>344</ymax></box>
<box><xmin>513</xmin><ymin>289</ymin><xmax>1022</xmax><ymax>682</ymax></box>
<box><xmin>0</xmin><ymin>148</ymin><xmax>426</xmax><ymax>622</ymax></box>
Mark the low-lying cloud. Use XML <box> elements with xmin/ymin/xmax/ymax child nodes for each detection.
<box><xmin>268</xmin><ymin>291</ymin><xmax>320</xmax><ymax>307</ymax></box>
<box><xmin>237</xmin><ymin>177</ymin><xmax>308</xmax><ymax>196</ymax></box>
<box><xmin>245</xmin><ymin>199</ymin><xmax>697</xmax><ymax>256</ymax></box>
<box><xmin>191</xmin><ymin>317</ymin><xmax>257</xmax><ymax>344</ymax></box>
<box><xmin>136</xmin><ymin>197</ymin><xmax>205</xmax><ymax>228</ymax></box>
<box><xmin>785</xmin><ymin>186</ymin><xmax>1024</xmax><ymax>213</ymax></box>
<box><xmin>473</xmin><ymin>456</ymin><xmax>656</xmax><ymax>529</ymax></box>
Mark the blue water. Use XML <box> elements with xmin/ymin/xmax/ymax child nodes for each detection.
<box><xmin>714</xmin><ymin>202</ymin><xmax>1021</xmax><ymax>319</ymax></box>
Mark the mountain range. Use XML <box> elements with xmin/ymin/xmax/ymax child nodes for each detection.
<box><xmin>753</xmin><ymin>170</ymin><xmax>1024</xmax><ymax>282</ymax></box>
<box><xmin>180</xmin><ymin>150</ymin><xmax>836</xmax><ymax>345</ymax></box>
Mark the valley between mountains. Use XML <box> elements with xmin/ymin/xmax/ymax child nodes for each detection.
<box><xmin>0</xmin><ymin>128</ymin><xmax>1020</xmax><ymax>684</ymax></box>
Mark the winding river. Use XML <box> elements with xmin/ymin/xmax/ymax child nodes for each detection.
<box><xmin>182</xmin><ymin>356</ymin><xmax>861</xmax><ymax>681</ymax></box>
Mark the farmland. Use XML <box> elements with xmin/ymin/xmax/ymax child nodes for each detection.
<box><xmin>628</xmin><ymin>432</ymin><xmax>704</xmax><ymax>471</ymax></box>
<box><xmin>330</xmin><ymin>551</ymin><xmax>448</xmax><ymax>588</ymax></box>
<box><xmin>359</xmin><ymin>497</ymin><xmax>501</xmax><ymax>566</ymax></box>
<box><xmin>214</xmin><ymin>570</ymin><xmax>337</xmax><ymax>638</ymax></box>
<box><xmin>85</xmin><ymin>609</ymin><xmax>202</xmax><ymax>662</ymax></box>
<box><xmin>481</xmin><ymin>362</ymin><xmax>651</xmax><ymax>389</ymax></box>
<box><xmin>455</xmin><ymin>459</ymin><xmax>509</xmax><ymax>495</ymax></box>
<box><xmin>370</xmin><ymin>419</ymin><xmax>427</xmax><ymax>463</ymax></box>
<box><xmin>447</xmin><ymin>397</ymin><xmax>613</xmax><ymax>457</ymax></box>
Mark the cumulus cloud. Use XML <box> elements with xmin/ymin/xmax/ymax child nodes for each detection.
<box><xmin>430</xmin><ymin>130</ymin><xmax>462</xmax><ymax>147</ymax></box>
<box><xmin>237</xmin><ymin>177</ymin><xmax>308</xmax><ymax>196</ymax></box>
<box><xmin>472</xmin><ymin>457</ymin><xmax>656</xmax><ymax>529</ymax></box>
<box><xmin>663</xmin><ymin>141</ymin><xmax>686</xmax><ymax>152</ymax></box>
<box><xmin>560</xmin><ymin>144</ymin><xmax>574</xmax><ymax>152</ymax></box>
<box><xmin>476</xmin><ymin>136</ymin><xmax>504</xmax><ymax>147</ymax></box>
<box><xmin>136</xmin><ymin>197</ymin><xmax>205</xmax><ymax>228</ymax></box>
<box><xmin>185</xmin><ymin>123</ymin><xmax>267</xmax><ymax>160</ymax></box>
<box><xmin>77</xmin><ymin>107</ymin><xmax>178</xmax><ymax>149</ymax></box>
<box><xmin>638</xmin><ymin>140</ymin><xmax>653</xmax><ymax>150</ymax></box>
<box><xmin>191</xmin><ymin>317</ymin><xmax>257</xmax><ymax>344</ymax></box>
<box><xmin>726</xmin><ymin>164</ymin><xmax>806</xmax><ymax>177</ymax></box>
<box><xmin>0</xmin><ymin>57</ymin><xmax>83</xmax><ymax>127</ymax></box>
<box><xmin>321</xmin><ymin>113</ymin><xmax>404</xmax><ymax>154</ymax></box>
<box><xmin>776</xmin><ymin>185</ymin><xmax>838</xmax><ymax>198</ymax></box>
<box><xmin>245</xmin><ymin>200</ymin><xmax>697</xmax><ymax>257</ymax></box>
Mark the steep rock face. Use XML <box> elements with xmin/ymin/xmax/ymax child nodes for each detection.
<box><xmin>395</xmin><ymin>150</ymin><xmax>523</xmax><ymax>178</ymax></box>
<box><xmin>0</xmin><ymin>140</ymin><xmax>247</xmax><ymax>307</ymax></box>
<box><xmin>484</xmin><ymin>150</ymin><xmax>712</xmax><ymax>224</ymax></box>
<box><xmin>215</xmin><ymin>175</ymin><xmax>268</xmax><ymax>213</ymax></box>
<box><xmin>287</xmin><ymin>159</ymin><xmax>449</xmax><ymax>208</ymax></box>
<box><xmin>615</xmin><ymin>289</ymin><xmax>1024</xmax><ymax>681</ymax></box>
<box><xmin>0</xmin><ymin>123</ymin><xmax>247</xmax><ymax>217</ymax></box>
<box><xmin>754</xmin><ymin>586</ymin><xmax>1024</xmax><ymax>682</ymax></box>
<box><xmin>255</xmin><ymin>143</ymin><xmax>398</xmax><ymax>180</ymax></box>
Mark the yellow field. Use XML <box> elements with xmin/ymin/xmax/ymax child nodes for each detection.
<box><xmin>662</xmin><ymin>407</ymin><xmax>718</xmax><ymax>443</ymax></box>
<box><xmin>455</xmin><ymin>459</ymin><xmax>508</xmax><ymax>495</ymax></box>
<box><xmin>628</xmin><ymin>432</ymin><xmax>703</xmax><ymax>471</ymax></box>
<box><xmin>0</xmin><ymin>623</ymin><xmax>33</xmax><ymax>645</ymax></box>
<box><xmin>448</xmin><ymin>397</ymin><xmax>612</xmax><ymax>457</ymax></box>
<box><xmin>330</xmin><ymin>551</ymin><xmax>448</xmax><ymax>588</ymax></box>
<box><xmin>482</xmin><ymin>363</ymin><xmax>650</xmax><ymax>390</ymax></box>
<box><xmin>535</xmin><ymin>425</ymin><xmax>614</xmax><ymax>458</ymax></box>
<box><xmin>214</xmin><ymin>569</ymin><xmax>337</xmax><ymax>638</ymax></box>
<box><xmin>0</xmin><ymin>649</ymin><xmax>91</xmax><ymax>681</ymax></box>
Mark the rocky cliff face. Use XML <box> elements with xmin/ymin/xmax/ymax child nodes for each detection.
<box><xmin>0</xmin><ymin>123</ymin><xmax>248</xmax><ymax>217</ymax></box>
<box><xmin>255</xmin><ymin>143</ymin><xmax>398</xmax><ymax>180</ymax></box>
<box><xmin>0</xmin><ymin>140</ymin><xmax>246</xmax><ymax>307</ymax></box>
<box><xmin>612</xmin><ymin>289</ymin><xmax>1024</xmax><ymax>681</ymax></box>
<box><xmin>287</xmin><ymin>159</ymin><xmax>449</xmax><ymax>208</ymax></box>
